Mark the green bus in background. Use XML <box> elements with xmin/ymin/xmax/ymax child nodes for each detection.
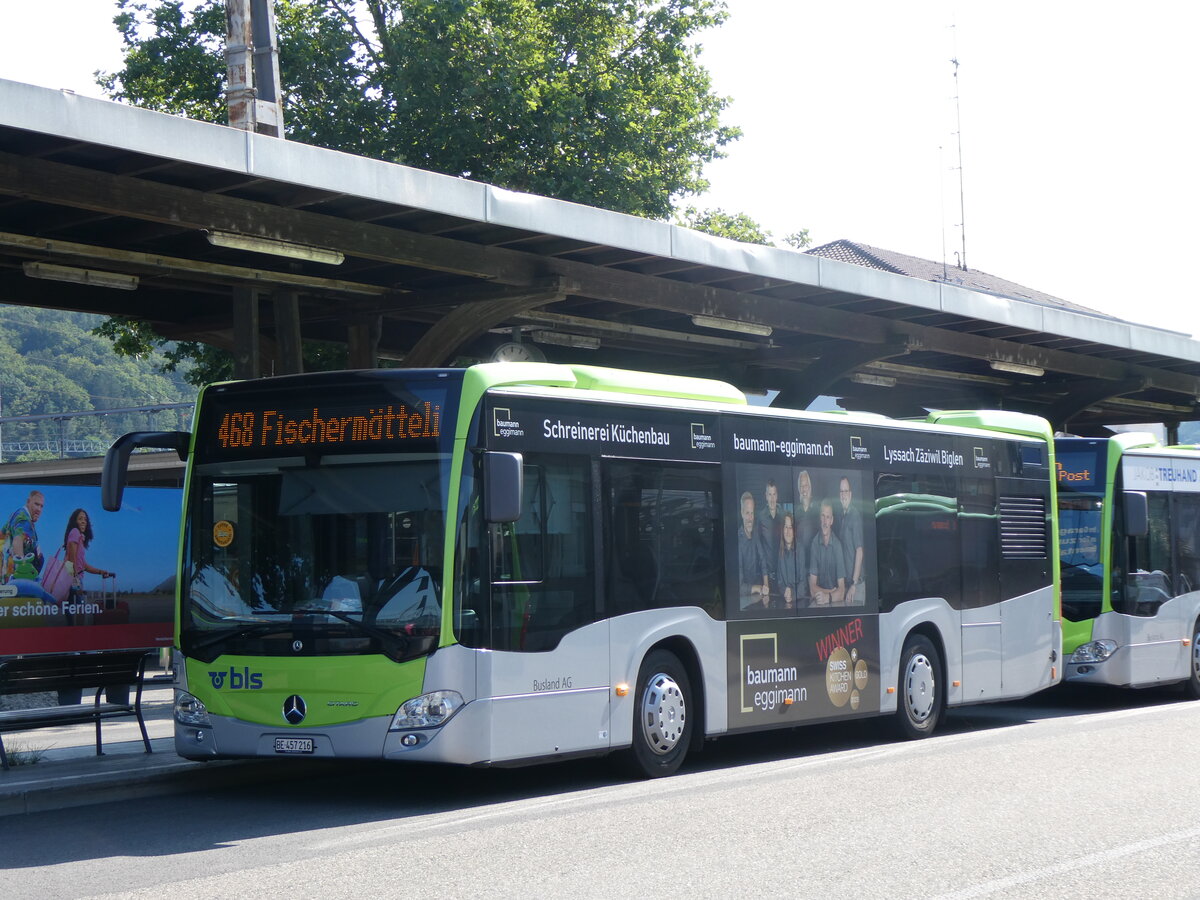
<box><xmin>1056</xmin><ymin>434</ymin><xmax>1200</xmax><ymax>694</ymax></box>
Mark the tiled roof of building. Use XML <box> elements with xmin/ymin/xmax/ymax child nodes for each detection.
<box><xmin>806</xmin><ymin>239</ymin><xmax>1119</xmax><ymax>322</ymax></box>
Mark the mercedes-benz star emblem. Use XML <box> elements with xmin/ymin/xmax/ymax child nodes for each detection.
<box><xmin>283</xmin><ymin>694</ymin><xmax>307</xmax><ymax>725</ymax></box>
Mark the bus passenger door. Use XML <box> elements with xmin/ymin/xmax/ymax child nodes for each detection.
<box><xmin>478</xmin><ymin>454</ymin><xmax>612</xmax><ymax>762</ymax></box>
<box><xmin>959</xmin><ymin>483</ymin><xmax>1002</xmax><ymax>700</ymax></box>
<box><xmin>1122</xmin><ymin>491</ymin><xmax>1188</xmax><ymax>684</ymax></box>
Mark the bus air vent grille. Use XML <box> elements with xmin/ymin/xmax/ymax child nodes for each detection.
<box><xmin>998</xmin><ymin>496</ymin><xmax>1048</xmax><ymax>559</ymax></box>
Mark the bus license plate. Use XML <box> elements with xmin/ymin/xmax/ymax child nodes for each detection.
<box><xmin>274</xmin><ymin>737</ymin><xmax>314</xmax><ymax>754</ymax></box>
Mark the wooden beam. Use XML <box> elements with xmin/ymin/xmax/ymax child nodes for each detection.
<box><xmin>231</xmin><ymin>285</ymin><xmax>260</xmax><ymax>379</ymax></box>
<box><xmin>773</xmin><ymin>341</ymin><xmax>911</xmax><ymax>409</ymax></box>
<box><xmin>403</xmin><ymin>280</ymin><xmax>568</xmax><ymax>367</ymax></box>
<box><xmin>0</xmin><ymin>231</ymin><xmax>391</xmax><ymax>297</ymax></box>
<box><xmin>0</xmin><ymin>151</ymin><xmax>543</xmax><ymax>285</ymax></box>
<box><xmin>347</xmin><ymin>315</ymin><xmax>381</xmax><ymax>369</ymax></box>
<box><xmin>272</xmin><ymin>290</ymin><xmax>303</xmax><ymax>375</ymax></box>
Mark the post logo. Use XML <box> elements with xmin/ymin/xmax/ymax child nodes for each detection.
<box><xmin>208</xmin><ymin>667</ymin><xmax>264</xmax><ymax>690</ymax></box>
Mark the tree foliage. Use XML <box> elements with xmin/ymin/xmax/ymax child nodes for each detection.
<box><xmin>102</xmin><ymin>0</ymin><xmax>739</xmax><ymax>219</ymax></box>
<box><xmin>677</xmin><ymin>206</ymin><xmax>811</xmax><ymax>250</ymax></box>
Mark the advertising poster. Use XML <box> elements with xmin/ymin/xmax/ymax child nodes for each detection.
<box><xmin>0</xmin><ymin>483</ymin><xmax>179</xmax><ymax>656</ymax></box>
<box><xmin>721</xmin><ymin>419</ymin><xmax>883</xmax><ymax>730</ymax></box>
<box><xmin>724</xmin><ymin>418</ymin><xmax>878</xmax><ymax>619</ymax></box>
<box><xmin>727</xmin><ymin>615</ymin><xmax>881</xmax><ymax>730</ymax></box>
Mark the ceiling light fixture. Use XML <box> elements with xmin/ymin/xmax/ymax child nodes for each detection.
<box><xmin>690</xmin><ymin>314</ymin><xmax>773</xmax><ymax>337</ymax></box>
<box><xmin>850</xmin><ymin>372</ymin><xmax>897</xmax><ymax>388</ymax></box>
<box><xmin>23</xmin><ymin>261</ymin><xmax>139</xmax><ymax>291</ymax></box>
<box><xmin>530</xmin><ymin>330</ymin><xmax>601</xmax><ymax>350</ymax></box>
<box><xmin>989</xmin><ymin>360</ymin><xmax>1045</xmax><ymax>377</ymax></box>
<box><xmin>206</xmin><ymin>230</ymin><xmax>345</xmax><ymax>265</ymax></box>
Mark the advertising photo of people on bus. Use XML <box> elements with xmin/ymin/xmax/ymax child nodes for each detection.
<box><xmin>730</xmin><ymin>464</ymin><xmax>873</xmax><ymax>615</ymax></box>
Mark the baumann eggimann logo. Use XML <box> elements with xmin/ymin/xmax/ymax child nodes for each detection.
<box><xmin>740</xmin><ymin>633</ymin><xmax>806</xmax><ymax>713</ymax></box>
<box><xmin>691</xmin><ymin>422</ymin><xmax>716</xmax><ymax>451</ymax></box>
<box><xmin>493</xmin><ymin>407</ymin><xmax>524</xmax><ymax>438</ymax></box>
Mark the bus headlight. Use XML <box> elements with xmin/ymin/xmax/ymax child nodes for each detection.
<box><xmin>390</xmin><ymin>690</ymin><xmax>464</xmax><ymax>730</ymax></box>
<box><xmin>175</xmin><ymin>691</ymin><xmax>211</xmax><ymax>727</ymax></box>
<box><xmin>1070</xmin><ymin>640</ymin><xmax>1119</xmax><ymax>664</ymax></box>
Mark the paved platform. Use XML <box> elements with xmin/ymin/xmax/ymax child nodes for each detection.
<box><xmin>0</xmin><ymin>685</ymin><xmax>283</xmax><ymax>816</ymax></box>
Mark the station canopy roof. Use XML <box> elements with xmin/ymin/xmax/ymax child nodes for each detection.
<box><xmin>1</xmin><ymin>78</ymin><xmax>1197</xmax><ymax>434</ymax></box>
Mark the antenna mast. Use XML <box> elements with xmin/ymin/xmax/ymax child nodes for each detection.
<box><xmin>951</xmin><ymin>48</ymin><xmax>967</xmax><ymax>271</ymax></box>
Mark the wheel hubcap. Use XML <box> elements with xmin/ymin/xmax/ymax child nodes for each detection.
<box><xmin>905</xmin><ymin>653</ymin><xmax>936</xmax><ymax>722</ymax></box>
<box><xmin>1192</xmin><ymin>632</ymin><xmax>1200</xmax><ymax>682</ymax></box>
<box><xmin>640</xmin><ymin>672</ymin><xmax>686</xmax><ymax>755</ymax></box>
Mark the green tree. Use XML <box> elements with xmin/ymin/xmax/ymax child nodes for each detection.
<box><xmin>103</xmin><ymin>0</ymin><xmax>739</xmax><ymax>219</ymax></box>
<box><xmin>676</xmin><ymin>207</ymin><xmax>811</xmax><ymax>251</ymax></box>
<box><xmin>99</xmin><ymin>0</ymin><xmax>747</xmax><ymax>379</ymax></box>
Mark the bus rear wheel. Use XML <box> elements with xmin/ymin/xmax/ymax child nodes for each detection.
<box><xmin>623</xmin><ymin>649</ymin><xmax>692</xmax><ymax>778</ymax></box>
<box><xmin>1185</xmin><ymin>620</ymin><xmax>1200</xmax><ymax>700</ymax></box>
<box><xmin>895</xmin><ymin>634</ymin><xmax>942</xmax><ymax>739</ymax></box>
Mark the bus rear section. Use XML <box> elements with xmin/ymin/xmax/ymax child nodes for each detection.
<box><xmin>1057</xmin><ymin>435</ymin><xmax>1200</xmax><ymax>693</ymax></box>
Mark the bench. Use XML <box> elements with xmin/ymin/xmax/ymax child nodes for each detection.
<box><xmin>0</xmin><ymin>650</ymin><xmax>152</xmax><ymax>770</ymax></box>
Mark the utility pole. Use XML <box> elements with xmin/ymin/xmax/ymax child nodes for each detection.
<box><xmin>951</xmin><ymin>53</ymin><xmax>967</xmax><ymax>271</ymax></box>
<box><xmin>225</xmin><ymin>0</ymin><xmax>285</xmax><ymax>137</ymax></box>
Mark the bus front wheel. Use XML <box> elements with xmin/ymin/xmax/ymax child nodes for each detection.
<box><xmin>896</xmin><ymin>634</ymin><xmax>942</xmax><ymax>739</ymax></box>
<box><xmin>1185</xmin><ymin>620</ymin><xmax>1200</xmax><ymax>700</ymax></box>
<box><xmin>623</xmin><ymin>649</ymin><xmax>692</xmax><ymax>778</ymax></box>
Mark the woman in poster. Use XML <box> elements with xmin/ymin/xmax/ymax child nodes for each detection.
<box><xmin>64</xmin><ymin>508</ymin><xmax>115</xmax><ymax>603</ymax></box>
<box><xmin>776</xmin><ymin>512</ymin><xmax>805</xmax><ymax>610</ymax></box>
<box><xmin>59</xmin><ymin>508</ymin><xmax>120</xmax><ymax>705</ymax></box>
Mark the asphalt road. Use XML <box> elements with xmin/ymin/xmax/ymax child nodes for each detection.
<box><xmin>2</xmin><ymin>684</ymin><xmax>1197</xmax><ymax>899</ymax></box>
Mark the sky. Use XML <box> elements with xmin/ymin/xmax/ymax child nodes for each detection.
<box><xmin>0</xmin><ymin>0</ymin><xmax>1196</xmax><ymax>336</ymax></box>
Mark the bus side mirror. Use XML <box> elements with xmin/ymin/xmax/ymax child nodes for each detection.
<box><xmin>102</xmin><ymin>431</ymin><xmax>190</xmax><ymax>511</ymax></box>
<box><xmin>1123</xmin><ymin>491</ymin><xmax>1149</xmax><ymax>538</ymax></box>
<box><xmin>483</xmin><ymin>451</ymin><xmax>523</xmax><ymax>524</ymax></box>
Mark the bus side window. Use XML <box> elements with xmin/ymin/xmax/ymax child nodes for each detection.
<box><xmin>488</xmin><ymin>455</ymin><xmax>596</xmax><ymax>652</ymax></box>
<box><xmin>604</xmin><ymin>460</ymin><xmax>723</xmax><ymax>619</ymax></box>
<box><xmin>1123</xmin><ymin>491</ymin><xmax>1173</xmax><ymax>616</ymax></box>
<box><xmin>875</xmin><ymin>473</ymin><xmax>961</xmax><ymax>613</ymax></box>
<box><xmin>1177</xmin><ymin>495</ymin><xmax>1200</xmax><ymax>596</ymax></box>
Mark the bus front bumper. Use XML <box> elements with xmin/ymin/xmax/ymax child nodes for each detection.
<box><xmin>175</xmin><ymin>699</ymin><xmax>494</xmax><ymax>765</ymax></box>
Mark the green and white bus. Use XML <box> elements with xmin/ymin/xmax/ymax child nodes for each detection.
<box><xmin>1057</xmin><ymin>434</ymin><xmax>1200</xmax><ymax>694</ymax></box>
<box><xmin>104</xmin><ymin>363</ymin><xmax>1061</xmax><ymax>777</ymax></box>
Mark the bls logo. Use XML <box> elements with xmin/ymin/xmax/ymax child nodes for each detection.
<box><xmin>208</xmin><ymin>667</ymin><xmax>264</xmax><ymax>690</ymax></box>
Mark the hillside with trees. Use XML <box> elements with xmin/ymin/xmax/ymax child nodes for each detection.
<box><xmin>0</xmin><ymin>305</ymin><xmax>194</xmax><ymax>462</ymax></box>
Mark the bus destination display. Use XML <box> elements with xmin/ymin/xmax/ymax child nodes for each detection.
<box><xmin>204</xmin><ymin>400</ymin><xmax>443</xmax><ymax>458</ymax></box>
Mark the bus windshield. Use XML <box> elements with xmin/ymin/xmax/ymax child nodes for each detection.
<box><xmin>1057</xmin><ymin>492</ymin><xmax>1104</xmax><ymax>621</ymax></box>
<box><xmin>183</xmin><ymin>457</ymin><xmax>449</xmax><ymax>662</ymax></box>
<box><xmin>181</xmin><ymin>371</ymin><xmax>460</xmax><ymax>663</ymax></box>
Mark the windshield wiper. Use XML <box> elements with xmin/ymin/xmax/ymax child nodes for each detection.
<box><xmin>288</xmin><ymin>607</ymin><xmax>412</xmax><ymax>659</ymax></box>
<box><xmin>185</xmin><ymin>621</ymin><xmax>292</xmax><ymax>662</ymax></box>
<box><xmin>184</xmin><ymin>608</ymin><xmax>418</xmax><ymax>663</ymax></box>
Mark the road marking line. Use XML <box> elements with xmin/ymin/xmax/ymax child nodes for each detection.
<box><xmin>932</xmin><ymin>825</ymin><xmax>1200</xmax><ymax>899</ymax></box>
